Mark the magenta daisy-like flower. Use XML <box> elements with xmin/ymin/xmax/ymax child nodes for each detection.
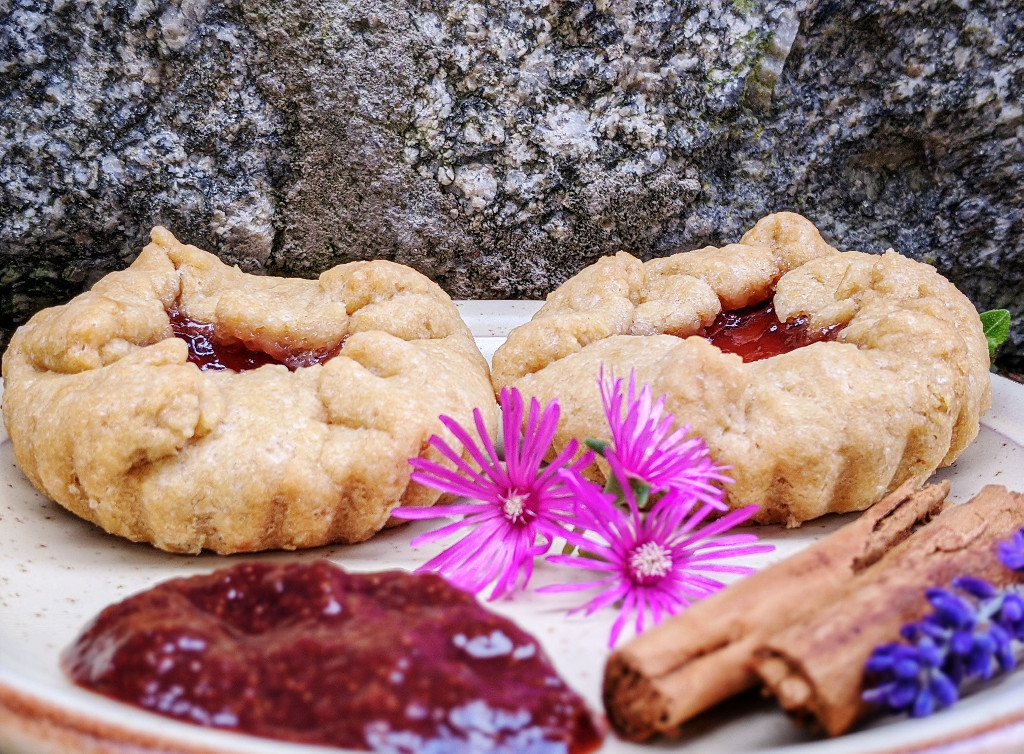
<box><xmin>599</xmin><ymin>368</ymin><xmax>731</xmax><ymax>509</ymax></box>
<box><xmin>541</xmin><ymin>455</ymin><xmax>773</xmax><ymax>646</ymax></box>
<box><xmin>391</xmin><ymin>387</ymin><xmax>592</xmax><ymax>599</ymax></box>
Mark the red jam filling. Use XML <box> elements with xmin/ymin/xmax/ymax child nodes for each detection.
<box><xmin>168</xmin><ymin>306</ymin><xmax>342</xmax><ymax>372</ymax></box>
<box><xmin>63</xmin><ymin>561</ymin><xmax>603</xmax><ymax>753</ymax></box>
<box><xmin>703</xmin><ymin>299</ymin><xmax>842</xmax><ymax>363</ymax></box>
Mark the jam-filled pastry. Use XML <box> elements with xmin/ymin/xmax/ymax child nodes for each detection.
<box><xmin>491</xmin><ymin>212</ymin><xmax>991</xmax><ymax>526</ymax></box>
<box><xmin>2</xmin><ymin>227</ymin><xmax>497</xmax><ymax>553</ymax></box>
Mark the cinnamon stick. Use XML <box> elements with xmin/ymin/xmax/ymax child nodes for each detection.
<box><xmin>602</xmin><ymin>479</ymin><xmax>948</xmax><ymax>741</ymax></box>
<box><xmin>752</xmin><ymin>484</ymin><xmax>1024</xmax><ymax>736</ymax></box>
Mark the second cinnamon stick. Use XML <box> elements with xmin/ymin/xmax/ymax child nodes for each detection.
<box><xmin>603</xmin><ymin>479</ymin><xmax>947</xmax><ymax>740</ymax></box>
<box><xmin>752</xmin><ymin>484</ymin><xmax>1024</xmax><ymax>736</ymax></box>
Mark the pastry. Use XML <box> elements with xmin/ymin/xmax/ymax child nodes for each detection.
<box><xmin>491</xmin><ymin>212</ymin><xmax>991</xmax><ymax>525</ymax></box>
<box><xmin>2</xmin><ymin>227</ymin><xmax>497</xmax><ymax>553</ymax></box>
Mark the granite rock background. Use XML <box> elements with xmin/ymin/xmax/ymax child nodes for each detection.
<box><xmin>1</xmin><ymin>0</ymin><xmax>1022</xmax><ymax>370</ymax></box>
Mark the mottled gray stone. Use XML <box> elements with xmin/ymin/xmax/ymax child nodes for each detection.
<box><xmin>2</xmin><ymin>0</ymin><xmax>1022</xmax><ymax>370</ymax></box>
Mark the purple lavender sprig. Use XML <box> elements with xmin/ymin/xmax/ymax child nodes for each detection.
<box><xmin>862</xmin><ymin>527</ymin><xmax>1024</xmax><ymax>718</ymax></box>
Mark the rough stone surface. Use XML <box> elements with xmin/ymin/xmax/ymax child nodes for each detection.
<box><xmin>1</xmin><ymin>0</ymin><xmax>1022</xmax><ymax>370</ymax></box>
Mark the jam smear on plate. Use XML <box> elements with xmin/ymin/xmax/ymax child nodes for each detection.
<box><xmin>703</xmin><ymin>299</ymin><xmax>843</xmax><ymax>363</ymax></box>
<box><xmin>63</xmin><ymin>561</ymin><xmax>603</xmax><ymax>753</ymax></box>
<box><xmin>168</xmin><ymin>306</ymin><xmax>342</xmax><ymax>372</ymax></box>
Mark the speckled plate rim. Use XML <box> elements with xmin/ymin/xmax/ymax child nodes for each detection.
<box><xmin>1</xmin><ymin>301</ymin><xmax>1023</xmax><ymax>754</ymax></box>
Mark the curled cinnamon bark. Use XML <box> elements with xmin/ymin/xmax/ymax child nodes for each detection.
<box><xmin>602</xmin><ymin>479</ymin><xmax>948</xmax><ymax>741</ymax></box>
<box><xmin>752</xmin><ymin>484</ymin><xmax>1024</xmax><ymax>736</ymax></box>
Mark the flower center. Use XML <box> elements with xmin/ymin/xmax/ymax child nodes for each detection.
<box><xmin>501</xmin><ymin>491</ymin><xmax>529</xmax><ymax>524</ymax></box>
<box><xmin>629</xmin><ymin>541</ymin><xmax>673</xmax><ymax>584</ymax></box>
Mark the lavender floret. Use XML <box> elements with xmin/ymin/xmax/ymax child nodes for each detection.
<box><xmin>996</xmin><ymin>593</ymin><xmax>1024</xmax><ymax>640</ymax></box>
<box><xmin>863</xmin><ymin>534</ymin><xmax>1024</xmax><ymax>721</ymax></box>
<box><xmin>862</xmin><ymin>639</ymin><xmax>959</xmax><ymax>717</ymax></box>
<box><xmin>998</xmin><ymin>529</ymin><xmax>1024</xmax><ymax>571</ymax></box>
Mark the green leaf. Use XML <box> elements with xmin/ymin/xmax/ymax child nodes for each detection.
<box><xmin>603</xmin><ymin>471</ymin><xmax>625</xmax><ymax>499</ymax></box>
<box><xmin>629</xmin><ymin>478</ymin><xmax>652</xmax><ymax>511</ymax></box>
<box><xmin>601</xmin><ymin>470</ymin><xmax>652</xmax><ymax>510</ymax></box>
<box><xmin>585</xmin><ymin>438</ymin><xmax>611</xmax><ymax>455</ymax></box>
<box><xmin>980</xmin><ymin>309</ymin><xmax>1011</xmax><ymax>358</ymax></box>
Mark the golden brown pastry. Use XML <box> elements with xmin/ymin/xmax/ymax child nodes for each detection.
<box><xmin>2</xmin><ymin>227</ymin><xmax>497</xmax><ymax>553</ymax></box>
<box><xmin>491</xmin><ymin>212</ymin><xmax>991</xmax><ymax>525</ymax></box>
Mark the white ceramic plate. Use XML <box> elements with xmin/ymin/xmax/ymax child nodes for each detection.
<box><xmin>2</xmin><ymin>301</ymin><xmax>1023</xmax><ymax>754</ymax></box>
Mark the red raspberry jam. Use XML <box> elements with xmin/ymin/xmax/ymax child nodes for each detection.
<box><xmin>63</xmin><ymin>561</ymin><xmax>603</xmax><ymax>753</ymax></box>
<box><xmin>703</xmin><ymin>300</ymin><xmax>842</xmax><ymax>362</ymax></box>
<box><xmin>168</xmin><ymin>306</ymin><xmax>342</xmax><ymax>372</ymax></box>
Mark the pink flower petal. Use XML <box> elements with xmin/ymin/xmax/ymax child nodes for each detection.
<box><xmin>401</xmin><ymin>386</ymin><xmax>583</xmax><ymax>597</ymax></box>
<box><xmin>545</xmin><ymin>422</ymin><xmax>773</xmax><ymax>646</ymax></box>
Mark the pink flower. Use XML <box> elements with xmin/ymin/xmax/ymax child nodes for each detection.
<box><xmin>392</xmin><ymin>387</ymin><xmax>591</xmax><ymax>599</ymax></box>
<box><xmin>599</xmin><ymin>369</ymin><xmax>731</xmax><ymax>510</ymax></box>
<box><xmin>541</xmin><ymin>455</ymin><xmax>773</xmax><ymax>646</ymax></box>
